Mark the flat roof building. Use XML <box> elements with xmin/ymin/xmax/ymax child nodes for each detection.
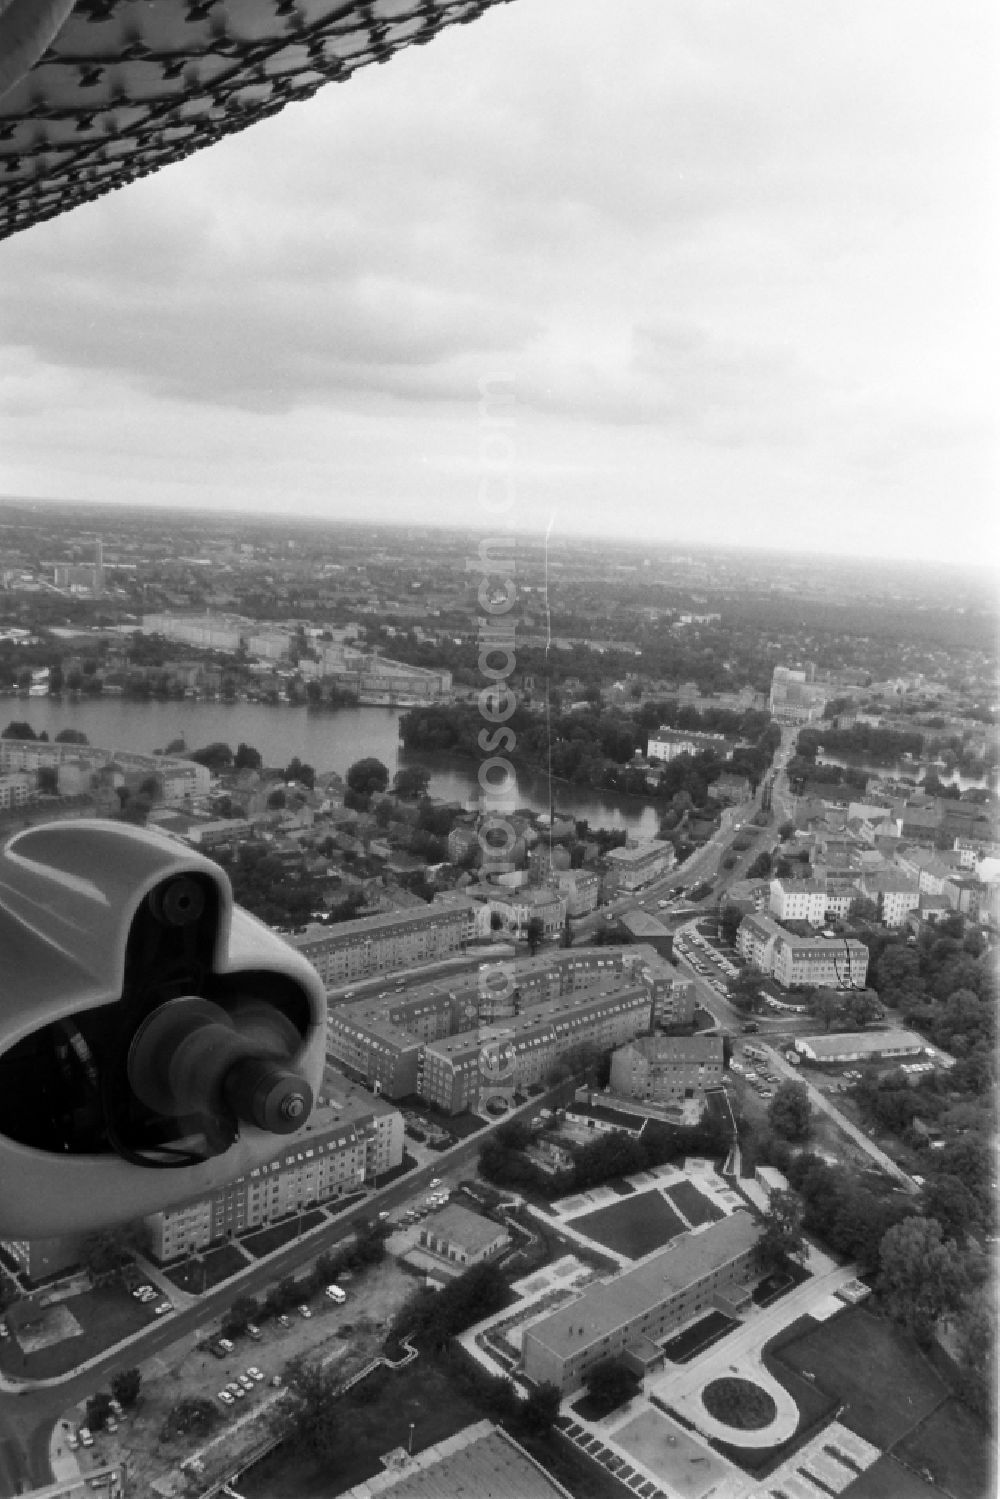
<box><xmin>793</xmin><ymin>1029</ymin><xmax>937</xmax><ymax>1064</ymax></box>
<box><xmin>522</xmin><ymin>1212</ymin><xmax>759</xmax><ymax>1393</ymax></box>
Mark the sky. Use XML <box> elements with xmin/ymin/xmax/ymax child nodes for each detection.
<box><xmin>0</xmin><ymin>0</ymin><xmax>996</xmax><ymax>567</ymax></box>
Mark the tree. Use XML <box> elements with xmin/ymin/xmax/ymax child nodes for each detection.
<box><xmin>85</xmin><ymin>1392</ymin><xmax>114</xmax><ymax>1431</ymax></box>
<box><xmin>778</xmin><ymin>819</ymin><xmax>795</xmax><ymax>841</ymax></box>
<box><xmin>754</xmin><ymin>1189</ymin><xmax>808</xmax><ymax>1274</ymax></box>
<box><xmin>849</xmin><ymin>896</ymin><xmax>879</xmax><ymax>924</ymax></box>
<box><xmin>54</xmin><ymin>728</ymin><xmax>88</xmax><ymax>744</ymax></box>
<box><xmin>526</xmin><ymin>916</ymin><xmax>544</xmax><ymax>955</ymax></box>
<box><xmin>285</xmin><ymin>756</ymin><xmax>316</xmax><ymax>789</ymax></box>
<box><xmin>720</xmin><ymin>905</ymin><xmax>743</xmax><ymax>946</ymax></box>
<box><xmin>523</xmin><ymin>1382</ymin><xmax>562</xmax><ymax>1434</ymax></box>
<box><xmin>79</xmin><ymin>1222</ymin><xmax>146</xmax><ymax>1283</ymax></box>
<box><xmin>37</xmin><ymin>766</ymin><xmax>58</xmax><ymax>795</ymax></box>
<box><xmin>877</xmin><ymin>1216</ymin><xmax>967</xmax><ymax>1340</ymax></box>
<box><xmin>747</xmin><ymin>851</ymin><xmax>773</xmax><ymax>879</ymax></box>
<box><xmin>585</xmin><ymin>1358</ymin><xmax>640</xmax><ymax>1413</ymax></box>
<box><xmin>234</xmin><ymin>742</ymin><xmax>262</xmax><ymax>770</ymax></box>
<box><xmin>490</xmin><ymin>910</ymin><xmax>503</xmax><ymax>932</ymax></box>
<box><xmin>2</xmin><ymin>721</ymin><xmax>37</xmax><ymax>740</ymax></box>
<box><xmin>267</xmin><ymin>788</ymin><xmax>286</xmax><ymax>810</ymax></box>
<box><xmin>188</xmin><ymin>741</ymin><xmax>233</xmax><ymax>770</ymax></box>
<box><xmin>920</xmin><ymin>1175</ymin><xmax>981</xmax><ymax>1243</ymax></box>
<box><xmin>111</xmin><ymin>1368</ymin><xmax>142</xmax><ymax>1409</ymax></box>
<box><xmin>809</xmin><ymin>988</ymin><xmax>843</xmax><ymax>1032</ymax></box>
<box><xmin>346</xmin><ymin>757</ymin><xmax>389</xmax><ymax>798</ymax></box>
<box><xmin>767</xmin><ymin>1080</ymin><xmax>813</xmax><ymax>1142</ymax></box>
<box><xmin>392</xmin><ymin>764</ymin><xmax>431</xmax><ymax>799</ymax></box>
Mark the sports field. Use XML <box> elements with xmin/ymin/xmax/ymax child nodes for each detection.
<box><xmin>570</xmin><ymin>1190</ymin><xmax>687</xmax><ymax>1259</ymax></box>
<box><xmin>772</xmin><ymin>1307</ymin><xmax>947</xmax><ymax>1449</ymax></box>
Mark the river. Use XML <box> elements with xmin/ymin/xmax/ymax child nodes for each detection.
<box><xmin>1</xmin><ymin>695</ymin><xmax>662</xmax><ymax>837</ymax></box>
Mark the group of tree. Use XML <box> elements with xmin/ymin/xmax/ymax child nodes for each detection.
<box><xmin>387</xmin><ymin>1260</ymin><xmax>511</xmax><ymax>1353</ymax></box>
<box><xmin>479</xmin><ymin>1108</ymin><xmax>731</xmax><ymax>1200</ymax></box>
<box><xmin>808</xmin><ymin>986</ymin><xmax>884</xmax><ymax>1032</ymax></box>
<box><xmin>766</xmin><ymin>1080</ymin><xmax>813</xmax><ymax>1142</ymax></box>
<box><xmin>796</xmin><ymin>724</ymin><xmax>924</xmax><ymax>764</ymax></box>
<box><xmin>399</xmin><ymin>702</ymin><xmax>779</xmax><ymax>807</ymax></box>
<box><xmin>223</xmin><ymin>1223</ymin><xmax>387</xmax><ymax>1338</ymax></box>
<box><xmin>85</xmin><ymin>1370</ymin><xmax>141</xmax><ymax>1431</ymax></box>
<box><xmin>867</xmin><ymin>918</ymin><xmax>995</xmax><ymax>1068</ymax></box>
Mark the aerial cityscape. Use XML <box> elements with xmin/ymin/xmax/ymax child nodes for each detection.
<box><xmin>0</xmin><ymin>3</ymin><xmax>996</xmax><ymax>1499</ymax></box>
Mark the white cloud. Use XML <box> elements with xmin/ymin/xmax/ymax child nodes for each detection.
<box><xmin>0</xmin><ymin>0</ymin><xmax>995</xmax><ymax>562</ymax></box>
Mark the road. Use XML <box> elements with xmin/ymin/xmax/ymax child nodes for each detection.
<box><xmin>0</xmin><ymin>1093</ymin><xmax>563</xmax><ymax>1496</ymax></box>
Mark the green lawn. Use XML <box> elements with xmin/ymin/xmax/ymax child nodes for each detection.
<box><xmin>241</xmin><ymin>1210</ymin><xmax>327</xmax><ymax>1259</ymax></box>
<box><xmin>662</xmin><ymin>1179</ymin><xmax>724</xmax><ymax>1227</ymax></box>
<box><xmin>571</xmin><ymin>1190</ymin><xmax>687</xmax><ymax>1259</ymax></box>
<box><xmin>896</xmin><ymin>1398</ymin><xmax>995</xmax><ymax>1499</ymax></box>
<box><xmin>0</xmin><ymin>1285</ymin><xmax>151</xmax><ymax>1378</ymax></box>
<box><xmin>772</xmin><ymin>1307</ymin><xmax>948</xmax><ymax>1450</ymax></box>
<box><xmin>162</xmin><ymin>1243</ymin><xmax>250</xmax><ymax>1294</ymax></box>
<box><xmin>241</xmin><ymin>1356</ymin><xmax>484</xmax><ymax>1498</ymax></box>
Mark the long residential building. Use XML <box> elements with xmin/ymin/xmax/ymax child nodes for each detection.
<box><xmin>768</xmin><ymin>877</ymin><xmax>829</xmax><ymax>925</ymax></box>
<box><xmin>737</xmin><ymin>912</ymin><xmax>869</xmax><ymax>990</ymax></box>
<box><xmin>521</xmin><ymin>1212</ymin><xmax>760</xmax><ymax>1393</ymax></box>
<box><xmin>325</xmin><ymin>946</ymin><xmax>674</xmax><ymax>1114</ymax></box>
<box><xmin>646</xmin><ymin>729</ymin><xmax>733</xmax><ymax>764</ymax></box>
<box><xmin>290</xmin><ymin>894</ymin><xmax>486</xmax><ymax>985</ymax></box>
<box><xmin>143</xmin><ymin>1078</ymin><xmax>403</xmax><ymax>1260</ymax></box>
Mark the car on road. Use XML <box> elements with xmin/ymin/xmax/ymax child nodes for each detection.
<box><xmin>429</xmin><ymin>1177</ymin><xmax>442</xmax><ymax>1187</ymax></box>
<box><xmin>154</xmin><ymin>1300</ymin><xmax>172</xmax><ymax>1316</ymax></box>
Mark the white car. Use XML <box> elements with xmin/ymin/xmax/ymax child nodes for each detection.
<box><xmin>237</xmin><ymin>1373</ymin><xmax>254</xmax><ymax>1391</ymax></box>
<box><xmin>247</xmin><ymin>1366</ymin><xmax>265</xmax><ymax>1382</ymax></box>
<box><xmin>218</xmin><ymin>1390</ymin><xmax>234</xmax><ymax>1406</ymax></box>
<box><xmin>79</xmin><ymin>1428</ymin><xmax>94</xmax><ymax>1448</ymax></box>
<box><xmin>153</xmin><ymin>1300</ymin><xmax>172</xmax><ymax>1316</ymax></box>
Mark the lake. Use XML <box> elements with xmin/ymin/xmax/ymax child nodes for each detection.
<box><xmin>815</xmin><ymin>752</ymin><xmax>992</xmax><ymax>794</ymax></box>
<box><xmin>1</xmin><ymin>695</ymin><xmax>661</xmax><ymax>836</ymax></box>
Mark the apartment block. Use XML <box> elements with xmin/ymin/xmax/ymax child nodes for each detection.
<box><xmin>768</xmin><ymin>877</ymin><xmax>829</xmax><ymax>925</ymax></box>
<box><xmin>770</xmin><ymin>933</ymin><xmax>869</xmax><ymax>989</ymax></box>
<box><xmin>143</xmin><ymin>1081</ymin><xmax>403</xmax><ymax>1260</ymax></box>
<box><xmin>609</xmin><ymin>1034</ymin><xmax>723</xmax><ymax>1105</ymax></box>
<box><xmin>522</xmin><ymin>1213</ymin><xmax>759</xmax><ymax>1393</ymax></box>
<box><xmin>603</xmin><ymin>840</ymin><xmax>675</xmax><ymax>892</ymax></box>
<box><xmin>291</xmin><ymin>894</ymin><xmax>483</xmax><ymax>986</ymax></box>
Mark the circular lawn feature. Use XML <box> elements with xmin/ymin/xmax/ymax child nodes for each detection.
<box><xmin>701</xmin><ymin>1377</ymin><xmax>777</xmax><ymax>1430</ymax></box>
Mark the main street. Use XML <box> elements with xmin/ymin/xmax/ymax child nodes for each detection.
<box><xmin>0</xmin><ymin>1095</ymin><xmax>560</xmax><ymax>1496</ymax></box>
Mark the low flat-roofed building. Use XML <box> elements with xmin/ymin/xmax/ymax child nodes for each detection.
<box><xmin>338</xmin><ymin>1421</ymin><xmax>575</xmax><ymax>1499</ymax></box>
<box><xmin>793</xmin><ymin>1029</ymin><xmax>932</xmax><ymax>1065</ymax></box>
<box><xmin>417</xmin><ymin>1203</ymin><xmax>509</xmax><ymax>1268</ymax></box>
<box><xmin>522</xmin><ymin>1211</ymin><xmax>759</xmax><ymax>1393</ymax></box>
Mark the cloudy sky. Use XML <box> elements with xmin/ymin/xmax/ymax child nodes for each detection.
<box><xmin>0</xmin><ymin>0</ymin><xmax>995</xmax><ymax>566</ymax></box>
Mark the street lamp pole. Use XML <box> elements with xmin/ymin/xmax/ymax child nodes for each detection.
<box><xmin>407</xmin><ymin>1423</ymin><xmax>415</xmax><ymax>1456</ymax></box>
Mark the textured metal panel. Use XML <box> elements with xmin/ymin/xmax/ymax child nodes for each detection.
<box><xmin>0</xmin><ymin>0</ymin><xmax>514</xmax><ymax>241</ymax></box>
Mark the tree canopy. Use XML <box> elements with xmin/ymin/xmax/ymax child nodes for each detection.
<box><xmin>346</xmin><ymin>757</ymin><xmax>390</xmax><ymax>797</ymax></box>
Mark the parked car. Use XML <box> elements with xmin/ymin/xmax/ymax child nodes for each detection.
<box><xmin>67</xmin><ymin>1432</ymin><xmax>79</xmax><ymax>1451</ymax></box>
<box><xmin>79</xmin><ymin>1428</ymin><xmax>94</xmax><ymax>1448</ymax></box>
<box><xmin>237</xmin><ymin>1374</ymin><xmax>254</xmax><ymax>1391</ymax></box>
<box><xmin>325</xmin><ymin>1285</ymin><xmax>347</xmax><ymax>1305</ymax></box>
<box><xmin>226</xmin><ymin>1381</ymin><xmax>245</xmax><ymax>1399</ymax></box>
<box><xmin>246</xmin><ymin>1324</ymin><xmax>263</xmax><ymax>1341</ymax></box>
<box><xmin>219</xmin><ymin>1337</ymin><xmax>236</xmax><ymax>1352</ymax></box>
<box><xmin>297</xmin><ymin>1304</ymin><xmax>312</xmax><ymax>1319</ymax></box>
<box><xmin>153</xmin><ymin>1301</ymin><xmax>172</xmax><ymax>1316</ymax></box>
<box><xmin>277</xmin><ymin>1315</ymin><xmax>291</xmax><ymax>1328</ymax></box>
<box><xmin>247</xmin><ymin>1366</ymin><xmax>265</xmax><ymax>1382</ymax></box>
<box><xmin>218</xmin><ymin>1390</ymin><xmax>234</xmax><ymax>1406</ymax></box>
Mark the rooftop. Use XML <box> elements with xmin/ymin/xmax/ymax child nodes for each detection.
<box><xmin>796</xmin><ymin>1029</ymin><xmax>928</xmax><ymax>1058</ymax></box>
<box><xmin>525</xmin><ymin>1212</ymin><xmax>758</xmax><ymax>1359</ymax></box>
<box><xmin>422</xmin><ymin>1203</ymin><xmax>507</xmax><ymax>1254</ymax></box>
<box><xmin>339</xmin><ymin>1421</ymin><xmax>573</xmax><ymax>1499</ymax></box>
